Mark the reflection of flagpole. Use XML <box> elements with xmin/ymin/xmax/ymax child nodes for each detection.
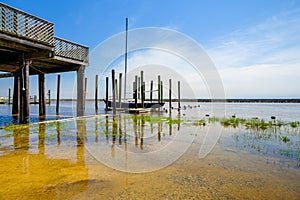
<box><xmin>124</xmin><ymin>18</ymin><xmax>128</xmax><ymax>100</ymax></box>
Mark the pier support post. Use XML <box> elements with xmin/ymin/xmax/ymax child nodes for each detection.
<box><xmin>39</xmin><ymin>73</ymin><xmax>46</xmax><ymax>117</ymax></box>
<box><xmin>12</xmin><ymin>75</ymin><xmax>20</xmax><ymax>115</ymax></box>
<box><xmin>140</xmin><ymin>71</ymin><xmax>144</xmax><ymax>108</ymax></box>
<box><xmin>119</xmin><ymin>73</ymin><xmax>122</xmax><ymax>108</ymax></box>
<box><xmin>112</xmin><ymin>69</ymin><xmax>116</xmax><ymax>115</ymax></box>
<box><xmin>77</xmin><ymin>66</ymin><xmax>86</xmax><ymax>116</ymax></box>
<box><xmin>95</xmin><ymin>75</ymin><xmax>98</xmax><ymax>112</ymax></box>
<box><xmin>158</xmin><ymin>75</ymin><xmax>161</xmax><ymax>103</ymax></box>
<box><xmin>105</xmin><ymin>77</ymin><xmax>109</xmax><ymax>111</ymax></box>
<box><xmin>47</xmin><ymin>90</ymin><xmax>51</xmax><ymax>105</ymax></box>
<box><xmin>160</xmin><ymin>81</ymin><xmax>163</xmax><ymax>103</ymax></box>
<box><xmin>8</xmin><ymin>88</ymin><xmax>11</xmax><ymax>105</ymax></box>
<box><xmin>150</xmin><ymin>80</ymin><xmax>153</xmax><ymax>102</ymax></box>
<box><xmin>56</xmin><ymin>74</ymin><xmax>60</xmax><ymax>115</ymax></box>
<box><xmin>134</xmin><ymin>75</ymin><xmax>138</xmax><ymax>109</ymax></box>
<box><xmin>20</xmin><ymin>60</ymin><xmax>30</xmax><ymax>124</ymax></box>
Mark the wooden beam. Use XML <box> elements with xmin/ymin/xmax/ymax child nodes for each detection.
<box><xmin>0</xmin><ymin>73</ymin><xmax>14</xmax><ymax>78</ymax></box>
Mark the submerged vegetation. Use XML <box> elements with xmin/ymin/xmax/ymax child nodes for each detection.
<box><xmin>0</xmin><ymin>113</ymin><xmax>299</xmax><ymax>168</ymax></box>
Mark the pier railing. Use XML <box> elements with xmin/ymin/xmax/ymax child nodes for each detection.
<box><xmin>0</xmin><ymin>2</ymin><xmax>54</xmax><ymax>44</ymax></box>
<box><xmin>54</xmin><ymin>37</ymin><xmax>89</xmax><ymax>63</ymax></box>
<box><xmin>0</xmin><ymin>2</ymin><xmax>88</xmax><ymax>63</ymax></box>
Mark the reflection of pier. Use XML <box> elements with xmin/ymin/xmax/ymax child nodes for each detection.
<box><xmin>100</xmin><ymin>113</ymin><xmax>182</xmax><ymax>152</ymax></box>
<box><xmin>0</xmin><ymin>119</ymin><xmax>89</xmax><ymax>199</ymax></box>
<box><xmin>0</xmin><ymin>3</ymin><xmax>89</xmax><ymax>123</ymax></box>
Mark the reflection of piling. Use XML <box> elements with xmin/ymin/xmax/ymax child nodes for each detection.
<box><xmin>56</xmin><ymin>121</ymin><xmax>61</xmax><ymax>146</ymax></box>
<box><xmin>95</xmin><ymin>75</ymin><xmax>98</xmax><ymax>112</ymax></box>
<box><xmin>38</xmin><ymin>123</ymin><xmax>46</xmax><ymax>154</ymax></box>
<box><xmin>140</xmin><ymin>115</ymin><xmax>144</xmax><ymax>150</ymax></box>
<box><xmin>105</xmin><ymin>115</ymin><xmax>109</xmax><ymax>143</ymax></box>
<box><xmin>118</xmin><ymin>114</ymin><xmax>122</xmax><ymax>145</ymax></box>
<box><xmin>111</xmin><ymin>69</ymin><xmax>116</xmax><ymax>115</ymax></box>
<box><xmin>95</xmin><ymin>117</ymin><xmax>99</xmax><ymax>143</ymax></box>
<box><xmin>56</xmin><ymin>74</ymin><xmax>60</xmax><ymax>115</ymax></box>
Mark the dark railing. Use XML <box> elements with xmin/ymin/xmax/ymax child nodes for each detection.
<box><xmin>54</xmin><ymin>37</ymin><xmax>89</xmax><ymax>63</ymax></box>
<box><xmin>0</xmin><ymin>2</ymin><xmax>54</xmax><ymax>44</ymax></box>
<box><xmin>0</xmin><ymin>2</ymin><xmax>88</xmax><ymax>64</ymax></box>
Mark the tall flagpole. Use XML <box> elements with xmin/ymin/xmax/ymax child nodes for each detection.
<box><xmin>124</xmin><ymin>18</ymin><xmax>128</xmax><ymax>100</ymax></box>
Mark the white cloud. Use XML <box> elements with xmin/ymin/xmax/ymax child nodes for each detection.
<box><xmin>207</xmin><ymin>9</ymin><xmax>300</xmax><ymax>68</ymax></box>
<box><xmin>220</xmin><ymin>64</ymin><xmax>300</xmax><ymax>98</ymax></box>
<box><xmin>205</xmin><ymin>9</ymin><xmax>300</xmax><ymax>98</ymax></box>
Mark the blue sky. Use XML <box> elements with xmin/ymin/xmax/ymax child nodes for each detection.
<box><xmin>1</xmin><ymin>0</ymin><xmax>300</xmax><ymax>99</ymax></box>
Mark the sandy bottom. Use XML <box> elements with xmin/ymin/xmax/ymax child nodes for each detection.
<box><xmin>0</xmin><ymin>140</ymin><xmax>299</xmax><ymax>200</ymax></box>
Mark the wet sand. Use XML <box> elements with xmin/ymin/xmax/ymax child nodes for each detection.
<box><xmin>0</xmin><ymin>140</ymin><xmax>299</xmax><ymax>199</ymax></box>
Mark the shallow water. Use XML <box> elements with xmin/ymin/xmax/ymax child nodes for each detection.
<box><xmin>0</xmin><ymin>102</ymin><xmax>300</xmax><ymax>199</ymax></box>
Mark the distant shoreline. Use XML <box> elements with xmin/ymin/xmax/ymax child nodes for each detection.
<box><xmin>52</xmin><ymin>98</ymin><xmax>300</xmax><ymax>103</ymax></box>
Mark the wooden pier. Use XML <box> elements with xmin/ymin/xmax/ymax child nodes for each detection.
<box><xmin>0</xmin><ymin>2</ymin><xmax>89</xmax><ymax>123</ymax></box>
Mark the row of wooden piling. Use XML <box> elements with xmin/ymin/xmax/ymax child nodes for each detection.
<box><xmin>104</xmin><ymin>69</ymin><xmax>181</xmax><ymax>114</ymax></box>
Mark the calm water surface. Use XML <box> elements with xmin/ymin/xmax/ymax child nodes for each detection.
<box><xmin>0</xmin><ymin>102</ymin><xmax>299</xmax><ymax>199</ymax></box>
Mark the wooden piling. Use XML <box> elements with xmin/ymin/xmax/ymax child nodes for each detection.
<box><xmin>169</xmin><ymin>79</ymin><xmax>172</xmax><ymax>112</ymax></box>
<box><xmin>47</xmin><ymin>90</ymin><xmax>51</xmax><ymax>105</ymax></box>
<box><xmin>111</xmin><ymin>69</ymin><xmax>116</xmax><ymax>115</ymax></box>
<box><xmin>119</xmin><ymin>73</ymin><xmax>122</xmax><ymax>108</ymax></box>
<box><xmin>20</xmin><ymin>61</ymin><xmax>30</xmax><ymax>124</ymax></box>
<box><xmin>124</xmin><ymin>17</ymin><xmax>128</xmax><ymax>100</ymax></box>
<box><xmin>134</xmin><ymin>75</ymin><xmax>138</xmax><ymax>108</ymax></box>
<box><xmin>8</xmin><ymin>88</ymin><xmax>11</xmax><ymax>104</ymax></box>
<box><xmin>56</xmin><ymin>74</ymin><xmax>60</xmax><ymax>115</ymax></box>
<box><xmin>150</xmin><ymin>80</ymin><xmax>153</xmax><ymax>102</ymax></box>
<box><xmin>85</xmin><ymin>77</ymin><xmax>87</xmax><ymax>100</ymax></box>
<box><xmin>77</xmin><ymin>65</ymin><xmax>85</xmax><ymax>116</ymax></box>
<box><xmin>115</xmin><ymin>79</ymin><xmax>118</xmax><ymax>101</ymax></box>
<box><xmin>161</xmin><ymin>81</ymin><xmax>163</xmax><ymax>103</ymax></box>
<box><xmin>158</xmin><ymin>75</ymin><xmax>161</xmax><ymax>103</ymax></box>
<box><xmin>138</xmin><ymin>77</ymin><xmax>141</xmax><ymax>100</ymax></box>
<box><xmin>95</xmin><ymin>74</ymin><xmax>98</xmax><ymax>111</ymax></box>
<box><xmin>12</xmin><ymin>75</ymin><xmax>20</xmax><ymax>115</ymax></box>
<box><xmin>105</xmin><ymin>77</ymin><xmax>109</xmax><ymax>111</ymax></box>
<box><xmin>38</xmin><ymin>74</ymin><xmax>46</xmax><ymax>117</ymax></box>
<box><xmin>33</xmin><ymin>95</ymin><xmax>37</xmax><ymax>104</ymax></box>
<box><xmin>140</xmin><ymin>71</ymin><xmax>144</xmax><ymax>108</ymax></box>
<box><xmin>178</xmin><ymin>81</ymin><xmax>181</xmax><ymax>111</ymax></box>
